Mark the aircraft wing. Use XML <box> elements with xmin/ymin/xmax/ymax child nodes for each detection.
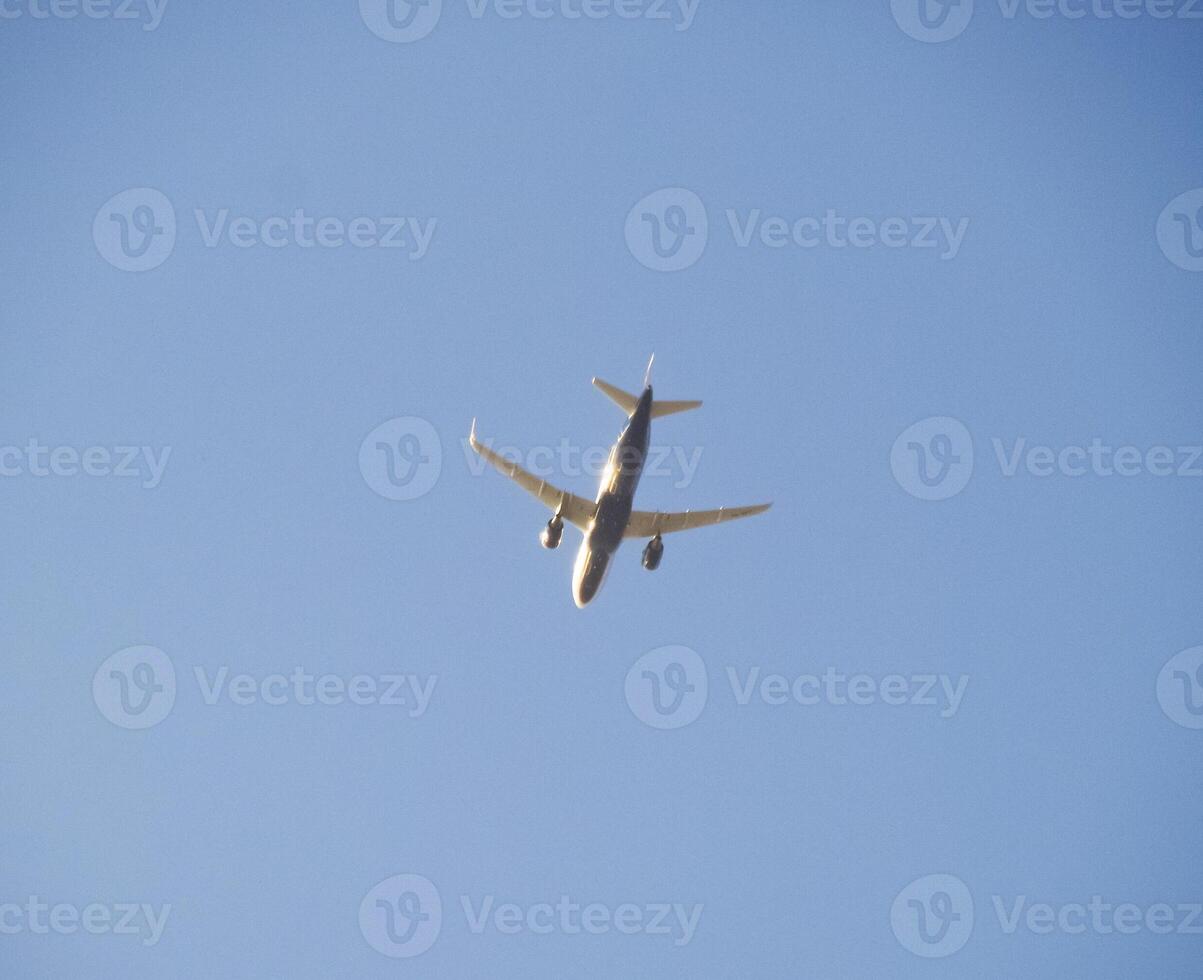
<box><xmin>469</xmin><ymin>421</ymin><xmax>596</xmax><ymax>530</ymax></box>
<box><xmin>624</xmin><ymin>502</ymin><xmax>772</xmax><ymax>538</ymax></box>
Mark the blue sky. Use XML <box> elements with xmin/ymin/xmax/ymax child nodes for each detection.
<box><xmin>2</xmin><ymin>2</ymin><xmax>1201</xmax><ymax>977</ymax></box>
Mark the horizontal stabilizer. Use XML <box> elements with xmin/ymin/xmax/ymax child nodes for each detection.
<box><xmin>650</xmin><ymin>399</ymin><xmax>702</xmax><ymax>419</ymax></box>
<box><xmin>593</xmin><ymin>377</ymin><xmax>701</xmax><ymax>419</ymax></box>
<box><xmin>592</xmin><ymin>377</ymin><xmax>638</xmax><ymax>414</ymax></box>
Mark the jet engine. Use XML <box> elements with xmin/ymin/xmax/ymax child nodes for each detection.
<box><xmin>641</xmin><ymin>534</ymin><xmax>663</xmax><ymax>570</ymax></box>
<box><xmin>540</xmin><ymin>515</ymin><xmax>564</xmax><ymax>550</ymax></box>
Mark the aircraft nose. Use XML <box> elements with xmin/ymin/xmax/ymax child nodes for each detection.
<box><xmin>571</xmin><ymin>543</ymin><xmax>609</xmax><ymax>608</ymax></box>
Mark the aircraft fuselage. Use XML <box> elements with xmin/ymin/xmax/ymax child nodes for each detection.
<box><xmin>572</xmin><ymin>385</ymin><xmax>653</xmax><ymax>606</ymax></box>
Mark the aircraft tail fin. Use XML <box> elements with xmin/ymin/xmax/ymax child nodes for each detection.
<box><xmin>592</xmin><ymin>377</ymin><xmax>639</xmax><ymax>415</ymax></box>
<box><xmin>592</xmin><ymin>371</ymin><xmax>702</xmax><ymax>419</ymax></box>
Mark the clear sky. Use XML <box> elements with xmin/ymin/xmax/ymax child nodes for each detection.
<box><xmin>2</xmin><ymin>2</ymin><xmax>1202</xmax><ymax>977</ymax></box>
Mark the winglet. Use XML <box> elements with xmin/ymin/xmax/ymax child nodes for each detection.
<box><xmin>469</xmin><ymin>417</ymin><xmax>478</xmax><ymax>448</ymax></box>
<box><xmin>644</xmin><ymin>353</ymin><xmax>655</xmax><ymax>389</ymax></box>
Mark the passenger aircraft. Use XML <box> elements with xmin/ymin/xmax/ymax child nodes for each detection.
<box><xmin>469</xmin><ymin>358</ymin><xmax>771</xmax><ymax>606</ymax></box>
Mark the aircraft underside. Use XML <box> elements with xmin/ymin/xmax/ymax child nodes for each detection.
<box><xmin>468</xmin><ymin>360</ymin><xmax>771</xmax><ymax>607</ymax></box>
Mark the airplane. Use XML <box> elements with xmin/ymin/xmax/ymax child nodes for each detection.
<box><xmin>469</xmin><ymin>357</ymin><xmax>771</xmax><ymax>607</ymax></box>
